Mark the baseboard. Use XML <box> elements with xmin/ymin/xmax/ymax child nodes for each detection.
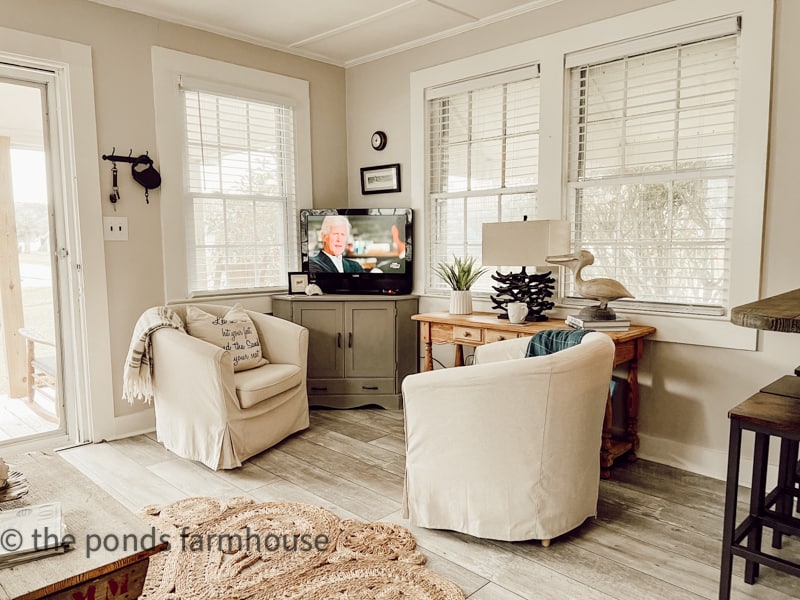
<box><xmin>638</xmin><ymin>432</ymin><xmax>779</xmax><ymax>489</ymax></box>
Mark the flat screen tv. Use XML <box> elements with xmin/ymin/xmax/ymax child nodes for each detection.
<box><xmin>299</xmin><ymin>208</ymin><xmax>413</xmax><ymax>295</ymax></box>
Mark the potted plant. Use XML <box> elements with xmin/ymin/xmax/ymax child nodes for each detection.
<box><xmin>433</xmin><ymin>255</ymin><xmax>488</xmax><ymax>315</ymax></box>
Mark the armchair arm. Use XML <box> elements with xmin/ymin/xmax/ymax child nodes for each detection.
<box><xmin>248</xmin><ymin>311</ymin><xmax>308</xmax><ymax>370</ymax></box>
<box><xmin>18</xmin><ymin>327</ymin><xmax>55</xmax><ymax>348</ymax></box>
<box><xmin>151</xmin><ymin>327</ymin><xmax>236</xmax><ymax>421</ymax></box>
<box><xmin>473</xmin><ymin>336</ymin><xmax>530</xmax><ymax>364</ymax></box>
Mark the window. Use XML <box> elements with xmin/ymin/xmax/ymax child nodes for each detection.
<box><xmin>566</xmin><ymin>25</ymin><xmax>740</xmax><ymax>315</ymax></box>
<box><xmin>426</xmin><ymin>66</ymin><xmax>540</xmax><ymax>293</ymax></box>
<box><xmin>152</xmin><ymin>48</ymin><xmax>312</xmax><ymax>302</ymax></box>
<box><xmin>181</xmin><ymin>85</ymin><xmax>297</xmax><ymax>294</ymax></box>
<box><xmin>412</xmin><ymin>0</ymin><xmax>771</xmax><ymax>347</ymax></box>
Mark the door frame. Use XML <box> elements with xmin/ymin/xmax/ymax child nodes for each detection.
<box><xmin>0</xmin><ymin>27</ymin><xmax>116</xmax><ymax>449</ymax></box>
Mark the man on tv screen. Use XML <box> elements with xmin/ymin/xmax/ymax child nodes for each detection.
<box><xmin>309</xmin><ymin>215</ymin><xmax>364</xmax><ymax>273</ymax></box>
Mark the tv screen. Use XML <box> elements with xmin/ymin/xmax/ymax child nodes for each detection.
<box><xmin>299</xmin><ymin>208</ymin><xmax>412</xmax><ymax>294</ymax></box>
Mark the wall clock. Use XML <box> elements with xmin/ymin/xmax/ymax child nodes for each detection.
<box><xmin>371</xmin><ymin>130</ymin><xmax>387</xmax><ymax>151</ymax></box>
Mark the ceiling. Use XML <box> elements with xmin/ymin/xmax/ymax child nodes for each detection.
<box><xmin>87</xmin><ymin>0</ymin><xmax>563</xmax><ymax>67</ymax></box>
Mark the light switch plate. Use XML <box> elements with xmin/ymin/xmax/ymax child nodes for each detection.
<box><xmin>103</xmin><ymin>216</ymin><xmax>128</xmax><ymax>241</ymax></box>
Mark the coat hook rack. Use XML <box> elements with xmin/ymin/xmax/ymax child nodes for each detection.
<box><xmin>101</xmin><ymin>148</ymin><xmax>161</xmax><ymax>205</ymax></box>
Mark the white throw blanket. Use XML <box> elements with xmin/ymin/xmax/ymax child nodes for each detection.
<box><xmin>122</xmin><ymin>306</ymin><xmax>185</xmax><ymax>404</ymax></box>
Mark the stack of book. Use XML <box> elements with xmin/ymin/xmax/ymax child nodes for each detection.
<box><xmin>0</xmin><ymin>502</ymin><xmax>71</xmax><ymax>567</ymax></box>
<box><xmin>565</xmin><ymin>314</ymin><xmax>631</xmax><ymax>331</ymax></box>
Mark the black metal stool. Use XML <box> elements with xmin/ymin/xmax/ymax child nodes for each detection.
<box><xmin>720</xmin><ymin>390</ymin><xmax>800</xmax><ymax>599</ymax></box>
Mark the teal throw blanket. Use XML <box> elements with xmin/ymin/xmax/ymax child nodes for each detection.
<box><xmin>525</xmin><ymin>328</ymin><xmax>594</xmax><ymax>357</ymax></box>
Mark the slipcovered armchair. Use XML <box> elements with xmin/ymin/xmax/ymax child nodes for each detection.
<box><xmin>150</xmin><ymin>304</ymin><xmax>309</xmax><ymax>470</ymax></box>
<box><xmin>402</xmin><ymin>332</ymin><xmax>615</xmax><ymax>545</ymax></box>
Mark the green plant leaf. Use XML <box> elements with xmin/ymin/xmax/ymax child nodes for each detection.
<box><xmin>433</xmin><ymin>255</ymin><xmax>489</xmax><ymax>290</ymax></box>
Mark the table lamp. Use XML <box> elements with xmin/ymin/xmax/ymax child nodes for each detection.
<box><xmin>481</xmin><ymin>218</ymin><xmax>570</xmax><ymax>321</ymax></box>
<box><xmin>731</xmin><ymin>288</ymin><xmax>800</xmax><ymax>398</ymax></box>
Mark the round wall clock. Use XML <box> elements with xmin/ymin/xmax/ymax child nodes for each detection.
<box><xmin>371</xmin><ymin>130</ymin><xmax>387</xmax><ymax>151</ymax></box>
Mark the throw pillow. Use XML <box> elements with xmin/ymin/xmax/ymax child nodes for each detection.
<box><xmin>185</xmin><ymin>304</ymin><xmax>268</xmax><ymax>372</ymax></box>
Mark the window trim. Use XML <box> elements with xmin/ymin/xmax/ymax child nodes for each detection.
<box><xmin>410</xmin><ymin>0</ymin><xmax>772</xmax><ymax>349</ymax></box>
<box><xmin>152</xmin><ymin>47</ymin><xmax>312</xmax><ymax>303</ymax></box>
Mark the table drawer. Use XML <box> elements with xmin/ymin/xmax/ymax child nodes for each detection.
<box><xmin>453</xmin><ymin>326</ymin><xmax>483</xmax><ymax>344</ymax></box>
<box><xmin>485</xmin><ymin>330</ymin><xmax>519</xmax><ymax>343</ymax></box>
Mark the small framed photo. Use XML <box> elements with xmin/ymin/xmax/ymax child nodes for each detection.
<box><xmin>288</xmin><ymin>272</ymin><xmax>309</xmax><ymax>294</ymax></box>
<box><xmin>360</xmin><ymin>163</ymin><xmax>401</xmax><ymax>195</ymax></box>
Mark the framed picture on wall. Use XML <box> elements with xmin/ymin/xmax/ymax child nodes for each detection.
<box><xmin>360</xmin><ymin>163</ymin><xmax>401</xmax><ymax>194</ymax></box>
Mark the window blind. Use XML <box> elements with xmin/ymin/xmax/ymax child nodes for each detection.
<box><xmin>181</xmin><ymin>86</ymin><xmax>297</xmax><ymax>294</ymax></box>
<box><xmin>566</xmin><ymin>30</ymin><xmax>740</xmax><ymax>314</ymax></box>
<box><xmin>426</xmin><ymin>66</ymin><xmax>540</xmax><ymax>293</ymax></box>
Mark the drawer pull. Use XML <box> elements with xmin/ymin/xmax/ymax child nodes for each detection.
<box><xmin>497</xmin><ymin>335</ymin><xmax>506</xmax><ymax>340</ymax></box>
<box><xmin>362</xmin><ymin>386</ymin><xmax>379</xmax><ymax>390</ymax></box>
<box><xmin>311</xmin><ymin>386</ymin><xmax>328</xmax><ymax>391</ymax></box>
<box><xmin>463</xmin><ymin>331</ymin><xmax>471</xmax><ymax>337</ymax></box>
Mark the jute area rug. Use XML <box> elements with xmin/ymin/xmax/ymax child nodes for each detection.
<box><xmin>138</xmin><ymin>496</ymin><xmax>465</xmax><ymax>599</ymax></box>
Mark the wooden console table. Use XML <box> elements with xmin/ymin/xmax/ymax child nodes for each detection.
<box><xmin>411</xmin><ymin>312</ymin><xmax>655</xmax><ymax>477</ymax></box>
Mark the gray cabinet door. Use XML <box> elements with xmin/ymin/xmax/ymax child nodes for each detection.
<box><xmin>345</xmin><ymin>302</ymin><xmax>395</xmax><ymax>379</ymax></box>
<box><xmin>295</xmin><ymin>302</ymin><xmax>344</xmax><ymax>379</ymax></box>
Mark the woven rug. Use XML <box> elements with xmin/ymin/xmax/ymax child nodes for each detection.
<box><xmin>138</xmin><ymin>496</ymin><xmax>465</xmax><ymax>599</ymax></box>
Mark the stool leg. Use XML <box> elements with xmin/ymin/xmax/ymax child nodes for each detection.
<box><xmin>772</xmin><ymin>438</ymin><xmax>796</xmax><ymax>549</ymax></box>
<box><xmin>720</xmin><ymin>421</ymin><xmax>742</xmax><ymax>600</ymax></box>
<box><xmin>745</xmin><ymin>431</ymin><xmax>769</xmax><ymax>584</ymax></box>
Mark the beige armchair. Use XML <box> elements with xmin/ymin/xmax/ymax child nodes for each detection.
<box><xmin>150</xmin><ymin>304</ymin><xmax>309</xmax><ymax>470</ymax></box>
<box><xmin>402</xmin><ymin>332</ymin><xmax>615</xmax><ymax>545</ymax></box>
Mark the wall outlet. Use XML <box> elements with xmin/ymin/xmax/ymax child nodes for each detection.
<box><xmin>103</xmin><ymin>216</ymin><xmax>128</xmax><ymax>241</ymax></box>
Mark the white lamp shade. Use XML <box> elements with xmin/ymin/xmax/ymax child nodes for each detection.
<box><xmin>481</xmin><ymin>220</ymin><xmax>570</xmax><ymax>267</ymax></box>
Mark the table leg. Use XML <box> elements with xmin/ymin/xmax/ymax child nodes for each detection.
<box><xmin>454</xmin><ymin>344</ymin><xmax>464</xmax><ymax>367</ymax></box>
<box><xmin>719</xmin><ymin>421</ymin><xmax>742</xmax><ymax>600</ymax></box>
<box><xmin>624</xmin><ymin>340</ymin><xmax>642</xmax><ymax>459</ymax></box>
<box><xmin>423</xmin><ymin>340</ymin><xmax>433</xmax><ymax>372</ymax></box>
<box><xmin>420</xmin><ymin>322</ymin><xmax>433</xmax><ymax>372</ymax></box>
<box><xmin>601</xmin><ymin>389</ymin><xmax>614</xmax><ymax>479</ymax></box>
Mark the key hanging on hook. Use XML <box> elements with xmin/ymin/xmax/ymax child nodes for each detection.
<box><xmin>109</xmin><ymin>161</ymin><xmax>120</xmax><ymax>210</ymax></box>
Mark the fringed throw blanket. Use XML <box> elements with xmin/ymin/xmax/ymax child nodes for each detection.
<box><xmin>123</xmin><ymin>306</ymin><xmax>185</xmax><ymax>404</ymax></box>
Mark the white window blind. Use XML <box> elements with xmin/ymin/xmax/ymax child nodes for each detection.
<box><xmin>426</xmin><ymin>66</ymin><xmax>540</xmax><ymax>293</ymax></box>
<box><xmin>566</xmin><ymin>28</ymin><xmax>740</xmax><ymax>314</ymax></box>
<box><xmin>181</xmin><ymin>86</ymin><xmax>297</xmax><ymax>295</ymax></box>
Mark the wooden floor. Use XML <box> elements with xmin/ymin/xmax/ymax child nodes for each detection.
<box><xmin>58</xmin><ymin>407</ymin><xmax>800</xmax><ymax>599</ymax></box>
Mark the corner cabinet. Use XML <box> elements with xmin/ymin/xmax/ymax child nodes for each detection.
<box><xmin>272</xmin><ymin>295</ymin><xmax>418</xmax><ymax>409</ymax></box>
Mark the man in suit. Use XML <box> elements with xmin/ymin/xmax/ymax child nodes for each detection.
<box><xmin>309</xmin><ymin>215</ymin><xmax>364</xmax><ymax>273</ymax></box>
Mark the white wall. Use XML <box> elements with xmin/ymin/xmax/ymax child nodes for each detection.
<box><xmin>346</xmin><ymin>0</ymin><xmax>798</xmax><ymax>481</ymax></box>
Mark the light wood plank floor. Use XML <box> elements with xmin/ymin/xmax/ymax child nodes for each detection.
<box><xmin>58</xmin><ymin>407</ymin><xmax>800</xmax><ymax>599</ymax></box>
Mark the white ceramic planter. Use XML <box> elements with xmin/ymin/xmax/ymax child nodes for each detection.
<box><xmin>449</xmin><ymin>290</ymin><xmax>473</xmax><ymax>315</ymax></box>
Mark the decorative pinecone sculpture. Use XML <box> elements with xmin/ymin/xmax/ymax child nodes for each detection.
<box><xmin>489</xmin><ymin>270</ymin><xmax>556</xmax><ymax>322</ymax></box>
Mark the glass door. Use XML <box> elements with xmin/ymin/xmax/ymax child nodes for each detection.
<box><xmin>0</xmin><ymin>72</ymin><xmax>67</xmax><ymax>444</ymax></box>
